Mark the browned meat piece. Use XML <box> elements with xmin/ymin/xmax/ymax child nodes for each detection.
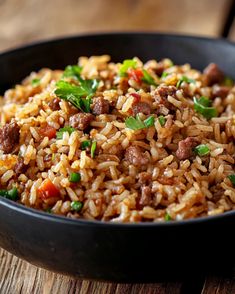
<box><xmin>154</xmin><ymin>62</ymin><xmax>165</xmax><ymax>77</ymax></box>
<box><xmin>154</xmin><ymin>85</ymin><xmax>177</xmax><ymax>112</ymax></box>
<box><xmin>92</xmin><ymin>97</ymin><xmax>110</xmax><ymax>115</ymax></box>
<box><xmin>125</xmin><ymin>146</ymin><xmax>149</xmax><ymax>166</ymax></box>
<box><xmin>69</xmin><ymin>113</ymin><xmax>94</xmax><ymax>131</ymax></box>
<box><xmin>132</xmin><ymin>102</ymin><xmax>152</xmax><ymax>115</ymax></box>
<box><xmin>176</xmin><ymin>137</ymin><xmax>199</xmax><ymax>160</ymax></box>
<box><xmin>0</xmin><ymin>122</ymin><xmax>20</xmax><ymax>154</ymax></box>
<box><xmin>138</xmin><ymin>172</ymin><xmax>151</xmax><ymax>185</ymax></box>
<box><xmin>157</xmin><ymin>85</ymin><xmax>177</xmax><ymax>99</ymax></box>
<box><xmin>203</xmin><ymin>63</ymin><xmax>224</xmax><ymax>86</ymax></box>
<box><xmin>14</xmin><ymin>157</ymin><xmax>27</xmax><ymax>175</ymax></box>
<box><xmin>139</xmin><ymin>185</ymin><xmax>152</xmax><ymax>206</ymax></box>
<box><xmin>48</xmin><ymin>97</ymin><xmax>60</xmax><ymax>111</ymax></box>
<box><xmin>212</xmin><ymin>85</ymin><xmax>229</xmax><ymax>99</ymax></box>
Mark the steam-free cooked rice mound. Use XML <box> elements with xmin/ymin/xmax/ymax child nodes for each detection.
<box><xmin>1</xmin><ymin>55</ymin><xmax>235</xmax><ymax>222</ymax></box>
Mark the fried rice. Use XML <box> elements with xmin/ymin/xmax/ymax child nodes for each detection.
<box><xmin>0</xmin><ymin>55</ymin><xmax>235</xmax><ymax>222</ymax></box>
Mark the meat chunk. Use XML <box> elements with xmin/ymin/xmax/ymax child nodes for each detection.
<box><xmin>154</xmin><ymin>85</ymin><xmax>177</xmax><ymax>112</ymax></box>
<box><xmin>48</xmin><ymin>97</ymin><xmax>60</xmax><ymax>111</ymax></box>
<box><xmin>212</xmin><ymin>85</ymin><xmax>229</xmax><ymax>99</ymax></box>
<box><xmin>203</xmin><ymin>63</ymin><xmax>224</xmax><ymax>86</ymax></box>
<box><xmin>0</xmin><ymin>122</ymin><xmax>20</xmax><ymax>154</ymax></box>
<box><xmin>139</xmin><ymin>185</ymin><xmax>152</xmax><ymax>206</ymax></box>
<box><xmin>92</xmin><ymin>97</ymin><xmax>110</xmax><ymax>115</ymax></box>
<box><xmin>157</xmin><ymin>85</ymin><xmax>177</xmax><ymax>100</ymax></box>
<box><xmin>125</xmin><ymin>146</ymin><xmax>149</xmax><ymax>166</ymax></box>
<box><xmin>176</xmin><ymin>137</ymin><xmax>199</xmax><ymax>160</ymax></box>
<box><xmin>132</xmin><ymin>102</ymin><xmax>151</xmax><ymax>115</ymax></box>
<box><xmin>14</xmin><ymin>157</ymin><xmax>27</xmax><ymax>175</ymax></box>
<box><xmin>154</xmin><ymin>62</ymin><xmax>165</xmax><ymax>77</ymax></box>
<box><xmin>69</xmin><ymin>113</ymin><xmax>94</xmax><ymax>131</ymax></box>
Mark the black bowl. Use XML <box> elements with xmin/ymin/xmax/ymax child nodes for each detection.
<box><xmin>0</xmin><ymin>33</ymin><xmax>235</xmax><ymax>282</ymax></box>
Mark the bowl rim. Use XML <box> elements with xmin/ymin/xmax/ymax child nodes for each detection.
<box><xmin>0</xmin><ymin>31</ymin><xmax>235</xmax><ymax>228</ymax></box>
<box><xmin>0</xmin><ymin>31</ymin><xmax>234</xmax><ymax>56</ymax></box>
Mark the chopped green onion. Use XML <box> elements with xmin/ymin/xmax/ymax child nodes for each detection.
<box><xmin>161</xmin><ymin>72</ymin><xmax>169</xmax><ymax>78</ymax></box>
<box><xmin>164</xmin><ymin>213</ymin><xmax>171</xmax><ymax>221</ymax></box>
<box><xmin>71</xmin><ymin>201</ymin><xmax>83</xmax><ymax>212</ymax></box>
<box><xmin>56</xmin><ymin>126</ymin><xmax>75</xmax><ymax>139</ymax></box>
<box><xmin>142</xmin><ymin>69</ymin><xmax>157</xmax><ymax>86</ymax></box>
<box><xmin>91</xmin><ymin>141</ymin><xmax>97</xmax><ymax>158</ymax></box>
<box><xmin>194</xmin><ymin>144</ymin><xmax>210</xmax><ymax>156</ymax></box>
<box><xmin>158</xmin><ymin>115</ymin><xmax>166</xmax><ymax>126</ymax></box>
<box><xmin>119</xmin><ymin>59</ymin><xmax>137</xmax><ymax>77</ymax></box>
<box><xmin>63</xmin><ymin>65</ymin><xmax>82</xmax><ymax>80</ymax></box>
<box><xmin>228</xmin><ymin>174</ymin><xmax>235</xmax><ymax>186</ymax></box>
<box><xmin>69</xmin><ymin>172</ymin><xmax>81</xmax><ymax>183</ymax></box>
<box><xmin>143</xmin><ymin>116</ymin><xmax>155</xmax><ymax>127</ymax></box>
<box><xmin>193</xmin><ymin>96</ymin><xmax>217</xmax><ymax>119</ymax></box>
<box><xmin>125</xmin><ymin>115</ymin><xmax>145</xmax><ymax>130</ymax></box>
<box><xmin>45</xmin><ymin>208</ymin><xmax>52</xmax><ymax>213</ymax></box>
<box><xmin>224</xmin><ymin>77</ymin><xmax>234</xmax><ymax>87</ymax></box>
<box><xmin>31</xmin><ymin>78</ymin><xmax>40</xmax><ymax>87</ymax></box>
<box><xmin>0</xmin><ymin>187</ymin><xmax>18</xmax><ymax>201</ymax></box>
<box><xmin>125</xmin><ymin>115</ymin><xmax>154</xmax><ymax>130</ymax></box>
<box><xmin>176</xmin><ymin>76</ymin><xmax>196</xmax><ymax>88</ymax></box>
<box><xmin>81</xmin><ymin>140</ymin><xmax>92</xmax><ymax>150</ymax></box>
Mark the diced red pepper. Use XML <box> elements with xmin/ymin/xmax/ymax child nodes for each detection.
<box><xmin>130</xmin><ymin>93</ymin><xmax>141</xmax><ymax>104</ymax></box>
<box><xmin>39</xmin><ymin>125</ymin><xmax>56</xmax><ymax>139</ymax></box>
<box><xmin>38</xmin><ymin>179</ymin><xmax>60</xmax><ymax>200</ymax></box>
<box><xmin>128</xmin><ymin>69</ymin><xmax>144</xmax><ymax>84</ymax></box>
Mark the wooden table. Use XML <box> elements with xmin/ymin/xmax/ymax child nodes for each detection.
<box><xmin>1</xmin><ymin>0</ymin><xmax>235</xmax><ymax>293</ymax></box>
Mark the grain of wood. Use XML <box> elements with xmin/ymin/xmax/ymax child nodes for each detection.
<box><xmin>0</xmin><ymin>249</ymin><xmax>183</xmax><ymax>294</ymax></box>
<box><xmin>0</xmin><ymin>0</ymin><xmax>231</xmax><ymax>52</ymax></box>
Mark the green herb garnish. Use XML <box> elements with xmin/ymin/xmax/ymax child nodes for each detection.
<box><xmin>56</xmin><ymin>126</ymin><xmax>75</xmax><ymax>139</ymax></box>
<box><xmin>164</xmin><ymin>213</ymin><xmax>171</xmax><ymax>221</ymax></box>
<box><xmin>143</xmin><ymin>115</ymin><xmax>155</xmax><ymax>127</ymax></box>
<box><xmin>194</xmin><ymin>144</ymin><xmax>210</xmax><ymax>156</ymax></box>
<box><xmin>176</xmin><ymin>76</ymin><xmax>196</xmax><ymax>88</ymax></box>
<box><xmin>158</xmin><ymin>115</ymin><xmax>166</xmax><ymax>126</ymax></box>
<box><xmin>71</xmin><ymin>201</ymin><xmax>83</xmax><ymax>212</ymax></box>
<box><xmin>69</xmin><ymin>172</ymin><xmax>81</xmax><ymax>183</ymax></box>
<box><xmin>55</xmin><ymin>72</ymin><xmax>98</xmax><ymax>113</ymax></box>
<box><xmin>125</xmin><ymin>115</ymin><xmax>154</xmax><ymax>130</ymax></box>
<box><xmin>91</xmin><ymin>141</ymin><xmax>97</xmax><ymax>158</ymax></box>
<box><xmin>63</xmin><ymin>65</ymin><xmax>82</xmax><ymax>80</ymax></box>
<box><xmin>193</xmin><ymin>96</ymin><xmax>217</xmax><ymax>119</ymax></box>
<box><xmin>0</xmin><ymin>187</ymin><xmax>18</xmax><ymax>201</ymax></box>
<box><xmin>119</xmin><ymin>59</ymin><xmax>137</xmax><ymax>77</ymax></box>
<box><xmin>228</xmin><ymin>174</ymin><xmax>235</xmax><ymax>186</ymax></box>
<box><xmin>31</xmin><ymin>78</ymin><xmax>41</xmax><ymax>87</ymax></box>
<box><xmin>142</xmin><ymin>69</ymin><xmax>157</xmax><ymax>86</ymax></box>
<box><xmin>81</xmin><ymin>140</ymin><xmax>92</xmax><ymax>150</ymax></box>
<box><xmin>161</xmin><ymin>72</ymin><xmax>169</xmax><ymax>78</ymax></box>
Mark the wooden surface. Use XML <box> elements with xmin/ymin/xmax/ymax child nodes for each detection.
<box><xmin>1</xmin><ymin>0</ymin><xmax>235</xmax><ymax>293</ymax></box>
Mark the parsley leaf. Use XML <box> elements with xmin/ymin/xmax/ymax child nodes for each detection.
<box><xmin>55</xmin><ymin>78</ymin><xmax>98</xmax><ymax>113</ymax></box>
<box><xmin>176</xmin><ymin>76</ymin><xmax>196</xmax><ymax>88</ymax></box>
<box><xmin>56</xmin><ymin>126</ymin><xmax>76</xmax><ymax>139</ymax></box>
<box><xmin>63</xmin><ymin>65</ymin><xmax>82</xmax><ymax>80</ymax></box>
